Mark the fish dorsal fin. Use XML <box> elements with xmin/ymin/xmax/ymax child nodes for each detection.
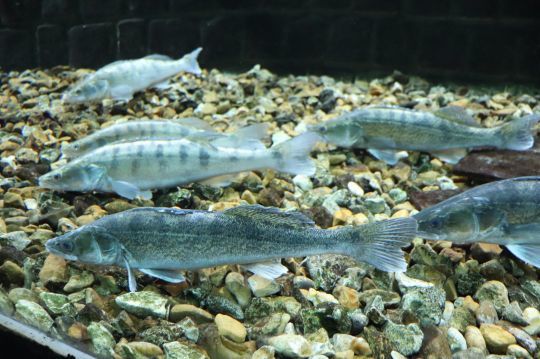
<box><xmin>174</xmin><ymin>117</ymin><xmax>215</xmax><ymax>131</ymax></box>
<box><xmin>154</xmin><ymin>207</ymin><xmax>199</xmax><ymax>216</ymax></box>
<box><xmin>434</xmin><ymin>106</ymin><xmax>481</xmax><ymax>127</ymax></box>
<box><xmin>144</xmin><ymin>54</ymin><xmax>173</xmax><ymax>61</ymax></box>
<box><xmin>223</xmin><ymin>205</ymin><xmax>315</xmax><ymax>227</ymax></box>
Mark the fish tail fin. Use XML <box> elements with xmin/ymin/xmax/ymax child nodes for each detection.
<box><xmin>181</xmin><ymin>47</ymin><xmax>203</xmax><ymax>76</ymax></box>
<box><xmin>270</xmin><ymin>132</ymin><xmax>320</xmax><ymax>176</ymax></box>
<box><xmin>497</xmin><ymin>113</ymin><xmax>539</xmax><ymax>150</ymax></box>
<box><xmin>506</xmin><ymin>243</ymin><xmax>540</xmax><ymax>268</ymax></box>
<box><xmin>344</xmin><ymin>217</ymin><xmax>417</xmax><ymax>272</ymax></box>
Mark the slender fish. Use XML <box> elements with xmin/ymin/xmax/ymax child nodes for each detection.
<box><xmin>62</xmin><ymin>47</ymin><xmax>202</xmax><ymax>103</ymax></box>
<box><xmin>414</xmin><ymin>176</ymin><xmax>540</xmax><ymax>269</ymax></box>
<box><xmin>61</xmin><ymin>118</ymin><xmax>268</xmax><ymax>158</ymax></box>
<box><xmin>45</xmin><ymin>205</ymin><xmax>417</xmax><ymax>291</ymax></box>
<box><xmin>310</xmin><ymin>106</ymin><xmax>539</xmax><ymax>165</ymax></box>
<box><xmin>39</xmin><ymin>133</ymin><xmax>320</xmax><ymax>199</ymax></box>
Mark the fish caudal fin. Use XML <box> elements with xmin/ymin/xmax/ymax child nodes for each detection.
<box><xmin>498</xmin><ymin>113</ymin><xmax>540</xmax><ymax>150</ymax></box>
<box><xmin>180</xmin><ymin>47</ymin><xmax>203</xmax><ymax>76</ymax></box>
<box><xmin>506</xmin><ymin>243</ymin><xmax>540</xmax><ymax>269</ymax></box>
<box><xmin>270</xmin><ymin>132</ymin><xmax>321</xmax><ymax>176</ymax></box>
<box><xmin>346</xmin><ymin>217</ymin><xmax>417</xmax><ymax>272</ymax></box>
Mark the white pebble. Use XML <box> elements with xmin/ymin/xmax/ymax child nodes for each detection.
<box><xmin>347</xmin><ymin>182</ymin><xmax>364</xmax><ymax>197</ymax></box>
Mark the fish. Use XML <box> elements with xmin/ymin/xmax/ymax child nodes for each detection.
<box><xmin>62</xmin><ymin>47</ymin><xmax>202</xmax><ymax>103</ymax></box>
<box><xmin>45</xmin><ymin>205</ymin><xmax>418</xmax><ymax>292</ymax></box>
<box><xmin>413</xmin><ymin>176</ymin><xmax>540</xmax><ymax>269</ymax></box>
<box><xmin>39</xmin><ymin>132</ymin><xmax>320</xmax><ymax>200</ymax></box>
<box><xmin>61</xmin><ymin>117</ymin><xmax>269</xmax><ymax>159</ymax></box>
<box><xmin>310</xmin><ymin>106</ymin><xmax>540</xmax><ymax>165</ymax></box>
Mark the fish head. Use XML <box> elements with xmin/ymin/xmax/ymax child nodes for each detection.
<box><xmin>414</xmin><ymin>204</ymin><xmax>479</xmax><ymax>242</ymax></box>
<box><xmin>309</xmin><ymin>118</ymin><xmax>363</xmax><ymax>148</ymax></box>
<box><xmin>39</xmin><ymin>163</ymin><xmax>105</xmax><ymax>192</ymax></box>
<box><xmin>45</xmin><ymin>225</ymin><xmax>120</xmax><ymax>265</ymax></box>
<box><xmin>62</xmin><ymin>79</ymin><xmax>109</xmax><ymax>104</ymax></box>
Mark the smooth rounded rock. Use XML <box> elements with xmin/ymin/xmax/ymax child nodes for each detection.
<box><xmin>267</xmin><ymin>334</ymin><xmax>312</xmax><ymax>358</ymax></box>
<box><xmin>447</xmin><ymin>327</ymin><xmax>467</xmax><ymax>353</ymax></box>
<box><xmin>465</xmin><ymin>325</ymin><xmax>487</xmax><ymax>352</ymax></box>
<box><xmin>115</xmin><ymin>291</ymin><xmax>169</xmax><ymax>319</ymax></box>
<box><xmin>480</xmin><ymin>323</ymin><xmax>516</xmax><ymax>354</ymax></box>
<box><xmin>169</xmin><ymin>304</ymin><xmax>213</xmax><ymax>324</ymax></box>
<box><xmin>15</xmin><ymin>299</ymin><xmax>53</xmax><ymax>332</ymax></box>
<box><xmin>215</xmin><ymin>313</ymin><xmax>247</xmax><ymax>343</ymax></box>
<box><xmin>248</xmin><ymin>275</ymin><xmax>280</xmax><ymax>297</ymax></box>
<box><xmin>474</xmin><ymin>281</ymin><xmax>509</xmax><ymax>314</ymax></box>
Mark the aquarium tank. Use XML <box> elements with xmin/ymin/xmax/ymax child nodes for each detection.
<box><xmin>1</xmin><ymin>1</ymin><xmax>540</xmax><ymax>358</ymax></box>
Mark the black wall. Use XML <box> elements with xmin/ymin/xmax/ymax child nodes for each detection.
<box><xmin>0</xmin><ymin>0</ymin><xmax>539</xmax><ymax>84</ymax></box>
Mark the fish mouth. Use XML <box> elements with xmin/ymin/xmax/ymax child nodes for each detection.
<box><xmin>45</xmin><ymin>241</ymin><xmax>77</xmax><ymax>261</ymax></box>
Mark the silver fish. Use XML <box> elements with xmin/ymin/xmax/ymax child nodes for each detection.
<box><xmin>414</xmin><ymin>176</ymin><xmax>540</xmax><ymax>269</ymax></box>
<box><xmin>61</xmin><ymin>117</ymin><xmax>268</xmax><ymax>159</ymax></box>
<box><xmin>310</xmin><ymin>106</ymin><xmax>539</xmax><ymax>165</ymax></box>
<box><xmin>39</xmin><ymin>133</ymin><xmax>320</xmax><ymax>200</ymax></box>
<box><xmin>45</xmin><ymin>205</ymin><xmax>417</xmax><ymax>291</ymax></box>
<box><xmin>62</xmin><ymin>47</ymin><xmax>202</xmax><ymax>103</ymax></box>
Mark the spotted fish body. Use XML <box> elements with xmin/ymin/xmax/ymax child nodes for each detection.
<box><xmin>62</xmin><ymin>48</ymin><xmax>202</xmax><ymax>103</ymax></box>
<box><xmin>45</xmin><ymin>205</ymin><xmax>417</xmax><ymax>291</ymax></box>
<box><xmin>39</xmin><ymin>133</ymin><xmax>319</xmax><ymax>199</ymax></box>
<box><xmin>311</xmin><ymin>106</ymin><xmax>539</xmax><ymax>164</ymax></box>
<box><xmin>61</xmin><ymin>118</ymin><xmax>267</xmax><ymax>158</ymax></box>
<box><xmin>414</xmin><ymin>176</ymin><xmax>540</xmax><ymax>269</ymax></box>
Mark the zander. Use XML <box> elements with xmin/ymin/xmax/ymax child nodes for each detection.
<box><xmin>310</xmin><ymin>106</ymin><xmax>539</xmax><ymax>165</ymax></box>
<box><xmin>61</xmin><ymin>118</ymin><xmax>268</xmax><ymax>158</ymax></box>
<box><xmin>62</xmin><ymin>47</ymin><xmax>202</xmax><ymax>103</ymax></box>
<box><xmin>45</xmin><ymin>205</ymin><xmax>418</xmax><ymax>291</ymax></box>
<box><xmin>39</xmin><ymin>133</ymin><xmax>320</xmax><ymax>200</ymax></box>
<box><xmin>414</xmin><ymin>176</ymin><xmax>540</xmax><ymax>269</ymax></box>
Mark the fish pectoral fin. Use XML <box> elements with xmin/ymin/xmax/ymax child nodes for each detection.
<box><xmin>368</xmin><ymin>149</ymin><xmax>408</xmax><ymax>165</ymax></box>
<box><xmin>110</xmin><ymin>85</ymin><xmax>134</xmax><ymax>102</ymax></box>
<box><xmin>139</xmin><ymin>268</ymin><xmax>186</xmax><ymax>283</ymax></box>
<box><xmin>123</xmin><ymin>256</ymin><xmax>137</xmax><ymax>292</ymax></box>
<box><xmin>434</xmin><ymin>106</ymin><xmax>480</xmax><ymax>127</ymax></box>
<box><xmin>506</xmin><ymin>243</ymin><xmax>540</xmax><ymax>269</ymax></box>
<box><xmin>198</xmin><ymin>174</ymin><xmax>239</xmax><ymax>187</ymax></box>
<box><xmin>110</xmin><ymin>180</ymin><xmax>152</xmax><ymax>200</ymax></box>
<box><xmin>430</xmin><ymin>148</ymin><xmax>467</xmax><ymax>164</ymax></box>
<box><xmin>243</xmin><ymin>260</ymin><xmax>289</xmax><ymax>280</ymax></box>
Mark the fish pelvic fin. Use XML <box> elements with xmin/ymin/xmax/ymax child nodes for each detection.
<box><xmin>344</xmin><ymin>217</ymin><xmax>417</xmax><ymax>272</ymax></box>
<box><xmin>180</xmin><ymin>47</ymin><xmax>203</xmax><ymax>76</ymax></box>
<box><xmin>270</xmin><ymin>132</ymin><xmax>321</xmax><ymax>176</ymax></box>
<box><xmin>497</xmin><ymin>113</ymin><xmax>540</xmax><ymax>150</ymax></box>
<box><xmin>506</xmin><ymin>242</ymin><xmax>540</xmax><ymax>269</ymax></box>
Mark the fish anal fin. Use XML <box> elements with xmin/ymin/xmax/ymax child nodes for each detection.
<box><xmin>139</xmin><ymin>268</ymin><xmax>186</xmax><ymax>283</ymax></box>
<box><xmin>110</xmin><ymin>180</ymin><xmax>152</xmax><ymax>200</ymax></box>
<box><xmin>224</xmin><ymin>205</ymin><xmax>315</xmax><ymax>227</ymax></box>
<box><xmin>430</xmin><ymin>148</ymin><xmax>467</xmax><ymax>164</ymax></box>
<box><xmin>110</xmin><ymin>85</ymin><xmax>134</xmax><ymax>102</ymax></box>
<box><xmin>243</xmin><ymin>260</ymin><xmax>288</xmax><ymax>280</ymax></box>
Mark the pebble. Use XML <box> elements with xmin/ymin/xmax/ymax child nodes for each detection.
<box><xmin>215</xmin><ymin>313</ymin><xmax>247</xmax><ymax>343</ymax></box>
<box><xmin>115</xmin><ymin>291</ymin><xmax>169</xmax><ymax>319</ymax></box>
<box><xmin>87</xmin><ymin>322</ymin><xmax>116</xmax><ymax>358</ymax></box>
<box><xmin>480</xmin><ymin>323</ymin><xmax>516</xmax><ymax>354</ymax></box>
<box><xmin>447</xmin><ymin>327</ymin><xmax>468</xmax><ymax>353</ymax></box>
<box><xmin>0</xmin><ymin>260</ymin><xmax>24</xmax><ymax>286</ymax></box>
<box><xmin>465</xmin><ymin>325</ymin><xmax>487</xmax><ymax>352</ymax></box>
<box><xmin>384</xmin><ymin>321</ymin><xmax>423</xmax><ymax>356</ymax></box>
<box><xmin>38</xmin><ymin>254</ymin><xmax>68</xmax><ymax>287</ymax></box>
<box><xmin>8</xmin><ymin>287</ymin><xmax>39</xmax><ymax>304</ymax></box>
<box><xmin>225</xmin><ymin>272</ymin><xmax>252</xmax><ymax>307</ymax></box>
<box><xmin>15</xmin><ymin>299</ymin><xmax>53</xmax><ymax>332</ymax></box>
<box><xmin>476</xmin><ymin>300</ymin><xmax>499</xmax><ymax>324</ymax></box>
<box><xmin>332</xmin><ymin>285</ymin><xmax>359</xmax><ymax>310</ymax></box>
<box><xmin>169</xmin><ymin>304</ymin><xmax>213</xmax><ymax>323</ymax></box>
<box><xmin>522</xmin><ymin>307</ymin><xmax>540</xmax><ymax>324</ymax></box>
<box><xmin>38</xmin><ymin>292</ymin><xmax>70</xmax><ymax>315</ymax></box>
<box><xmin>1</xmin><ymin>231</ymin><xmax>30</xmax><ymax>250</ymax></box>
<box><xmin>506</xmin><ymin>326</ymin><xmax>537</xmax><ymax>354</ymax></box>
<box><xmin>506</xmin><ymin>344</ymin><xmax>531</xmax><ymax>359</ymax></box>
<box><xmin>252</xmin><ymin>345</ymin><xmax>275</xmax><ymax>359</ymax></box>
<box><xmin>63</xmin><ymin>271</ymin><xmax>95</xmax><ymax>292</ymax></box>
<box><xmin>474</xmin><ymin>281</ymin><xmax>509</xmax><ymax>313</ymax></box>
<box><xmin>248</xmin><ymin>275</ymin><xmax>281</xmax><ymax>297</ymax></box>
<box><xmin>267</xmin><ymin>334</ymin><xmax>312</xmax><ymax>358</ymax></box>
<box><xmin>126</xmin><ymin>342</ymin><xmax>164</xmax><ymax>357</ymax></box>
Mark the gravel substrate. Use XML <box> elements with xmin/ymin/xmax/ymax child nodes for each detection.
<box><xmin>1</xmin><ymin>64</ymin><xmax>540</xmax><ymax>358</ymax></box>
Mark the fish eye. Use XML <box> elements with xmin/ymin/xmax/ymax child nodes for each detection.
<box><xmin>53</xmin><ymin>173</ymin><xmax>62</xmax><ymax>181</ymax></box>
<box><xmin>430</xmin><ymin>218</ymin><xmax>443</xmax><ymax>228</ymax></box>
<box><xmin>59</xmin><ymin>241</ymin><xmax>73</xmax><ymax>252</ymax></box>
<box><xmin>318</xmin><ymin>125</ymin><xmax>328</xmax><ymax>133</ymax></box>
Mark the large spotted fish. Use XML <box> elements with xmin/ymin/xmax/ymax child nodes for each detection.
<box><xmin>414</xmin><ymin>176</ymin><xmax>540</xmax><ymax>269</ymax></box>
<box><xmin>45</xmin><ymin>205</ymin><xmax>417</xmax><ymax>292</ymax></box>
<box><xmin>39</xmin><ymin>133</ymin><xmax>320</xmax><ymax>200</ymax></box>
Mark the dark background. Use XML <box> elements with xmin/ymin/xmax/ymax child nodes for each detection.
<box><xmin>0</xmin><ymin>1</ymin><xmax>539</xmax><ymax>82</ymax></box>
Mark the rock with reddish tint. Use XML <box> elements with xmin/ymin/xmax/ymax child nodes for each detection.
<box><xmin>454</xmin><ymin>147</ymin><xmax>540</xmax><ymax>182</ymax></box>
<box><xmin>409</xmin><ymin>190</ymin><xmax>462</xmax><ymax>210</ymax></box>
